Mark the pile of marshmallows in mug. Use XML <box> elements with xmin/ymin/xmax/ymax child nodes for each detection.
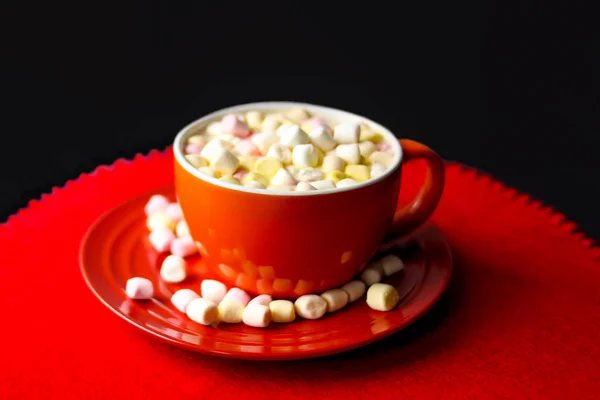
<box><xmin>128</xmin><ymin>194</ymin><xmax>406</xmax><ymax>328</ymax></box>
<box><xmin>182</xmin><ymin>107</ymin><xmax>395</xmax><ymax>191</ymax></box>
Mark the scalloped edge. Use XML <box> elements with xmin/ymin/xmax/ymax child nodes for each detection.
<box><xmin>1</xmin><ymin>150</ymin><xmax>598</xmax><ymax>261</ymax></box>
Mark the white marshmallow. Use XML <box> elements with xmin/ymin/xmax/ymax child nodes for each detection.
<box><xmin>370</xmin><ymin>163</ymin><xmax>387</xmax><ymax>178</ymax></box>
<box><xmin>242</xmin><ymin>303</ymin><xmax>271</xmax><ymax>328</ymax></box>
<box><xmin>171</xmin><ymin>289</ymin><xmax>200</xmax><ymax>313</ymax></box>
<box><xmin>335</xmin><ymin>143</ymin><xmax>361</xmax><ymax>164</ymax></box>
<box><xmin>334</xmin><ymin>123</ymin><xmax>360</xmax><ymax>144</ymax></box>
<box><xmin>321</xmin><ymin>155</ymin><xmax>346</xmax><ymax>173</ymax></box>
<box><xmin>200</xmin><ymin>139</ymin><xmax>228</xmax><ymax>162</ymax></box>
<box><xmin>125</xmin><ymin>277</ymin><xmax>154</xmax><ymax>300</ymax></box>
<box><xmin>366</xmin><ymin>283</ymin><xmax>400</xmax><ymax>311</ymax></box>
<box><xmin>292</xmin><ymin>144</ymin><xmax>318</xmax><ymax>167</ymax></box>
<box><xmin>286</xmin><ymin>165</ymin><xmax>300</xmax><ymax>178</ymax></box>
<box><xmin>341</xmin><ymin>280</ymin><xmax>366</xmax><ymax>302</ymax></box>
<box><xmin>201</xmin><ymin>279</ymin><xmax>227</xmax><ymax>304</ymax></box>
<box><xmin>360</xmin><ymin>267</ymin><xmax>383</xmax><ymax>286</ymax></box>
<box><xmin>279</xmin><ymin>125</ymin><xmax>311</xmax><ymax>148</ymax></box>
<box><xmin>369</xmin><ymin>151</ymin><xmax>395</xmax><ymax>167</ymax></box>
<box><xmin>380</xmin><ymin>254</ymin><xmax>405</xmax><ymax>276</ymax></box>
<box><xmin>245</xmin><ymin>180</ymin><xmax>266</xmax><ymax>189</ymax></box>
<box><xmin>245</xmin><ymin>111</ymin><xmax>263</xmax><ymax>129</ymax></box>
<box><xmin>266</xmin><ymin>143</ymin><xmax>293</xmax><ymax>164</ymax></box>
<box><xmin>309</xmin><ymin>126</ymin><xmax>337</xmax><ymax>151</ymax></box>
<box><xmin>320</xmin><ymin>289</ymin><xmax>349</xmax><ymax>313</ymax></box>
<box><xmin>198</xmin><ymin>167</ymin><xmax>218</xmax><ymax>177</ymax></box>
<box><xmin>205</xmin><ymin>122</ymin><xmax>223</xmax><ymax>136</ymax></box>
<box><xmin>251</xmin><ymin>132</ymin><xmax>279</xmax><ymax>154</ymax></box>
<box><xmin>270</xmin><ymin>168</ymin><xmax>296</xmax><ymax>186</ymax></box>
<box><xmin>296</xmin><ymin>167</ymin><xmax>323</xmax><ymax>182</ymax></box>
<box><xmin>310</xmin><ymin>179</ymin><xmax>336</xmax><ymax>190</ymax></box>
<box><xmin>336</xmin><ymin>178</ymin><xmax>358</xmax><ymax>188</ymax></box>
<box><xmin>261</xmin><ymin>116</ymin><xmax>281</xmax><ymax>133</ymax></box>
<box><xmin>285</xmin><ymin>107</ymin><xmax>310</xmax><ymax>123</ymax></box>
<box><xmin>186</xmin><ymin>298</ymin><xmax>219</xmax><ymax>325</ymax></box>
<box><xmin>359</xmin><ymin>141</ymin><xmax>377</xmax><ymax>158</ymax></box>
<box><xmin>294</xmin><ymin>294</ymin><xmax>327</xmax><ymax>320</ymax></box>
<box><xmin>160</xmin><ymin>255</ymin><xmax>187</xmax><ymax>283</ymax></box>
<box><xmin>211</xmin><ymin>148</ymin><xmax>239</xmax><ymax>175</ymax></box>
<box><xmin>295</xmin><ymin>181</ymin><xmax>316</xmax><ymax>191</ymax></box>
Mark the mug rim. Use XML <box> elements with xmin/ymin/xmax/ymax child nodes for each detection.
<box><xmin>173</xmin><ymin>101</ymin><xmax>403</xmax><ymax>197</ymax></box>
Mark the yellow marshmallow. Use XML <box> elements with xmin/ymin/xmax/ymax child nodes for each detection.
<box><xmin>238</xmin><ymin>155</ymin><xmax>258</xmax><ymax>171</ymax></box>
<box><xmin>146</xmin><ymin>212</ymin><xmax>176</xmax><ymax>232</ymax></box>
<box><xmin>245</xmin><ymin>111</ymin><xmax>263</xmax><ymax>129</ymax></box>
<box><xmin>285</xmin><ymin>107</ymin><xmax>310</xmax><ymax>124</ymax></box>
<box><xmin>219</xmin><ymin>175</ymin><xmax>240</xmax><ymax>185</ymax></box>
<box><xmin>218</xmin><ymin>300</ymin><xmax>245</xmax><ymax>323</ymax></box>
<box><xmin>369</xmin><ymin>151</ymin><xmax>395</xmax><ymax>167</ymax></box>
<box><xmin>366</xmin><ymin>283</ymin><xmax>400</xmax><ymax>311</ymax></box>
<box><xmin>269</xmin><ymin>300</ymin><xmax>296</xmax><ymax>323</ymax></box>
<box><xmin>243</xmin><ymin>172</ymin><xmax>269</xmax><ymax>187</ymax></box>
<box><xmin>184</xmin><ymin>154</ymin><xmax>209</xmax><ymax>168</ymax></box>
<box><xmin>253</xmin><ymin>157</ymin><xmax>282</xmax><ymax>178</ymax></box>
<box><xmin>359</xmin><ymin>125</ymin><xmax>384</xmax><ymax>143</ymax></box>
<box><xmin>325</xmin><ymin>170</ymin><xmax>346</xmax><ymax>182</ymax></box>
<box><xmin>198</xmin><ymin>167</ymin><xmax>220</xmax><ymax>178</ymax></box>
<box><xmin>345</xmin><ymin>165</ymin><xmax>370</xmax><ymax>182</ymax></box>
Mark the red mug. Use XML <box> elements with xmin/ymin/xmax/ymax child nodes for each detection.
<box><xmin>174</xmin><ymin>102</ymin><xmax>444</xmax><ymax>299</ymax></box>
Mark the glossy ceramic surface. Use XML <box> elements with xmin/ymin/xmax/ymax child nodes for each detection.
<box><xmin>173</xmin><ymin>102</ymin><xmax>445</xmax><ymax>298</ymax></box>
<box><xmin>80</xmin><ymin>185</ymin><xmax>453</xmax><ymax>360</ymax></box>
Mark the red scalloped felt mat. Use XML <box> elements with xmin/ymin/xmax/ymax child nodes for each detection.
<box><xmin>1</xmin><ymin>148</ymin><xmax>599</xmax><ymax>399</ymax></box>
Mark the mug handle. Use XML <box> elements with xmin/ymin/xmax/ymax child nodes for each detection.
<box><xmin>389</xmin><ymin>139</ymin><xmax>445</xmax><ymax>236</ymax></box>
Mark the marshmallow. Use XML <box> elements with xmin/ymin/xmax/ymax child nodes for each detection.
<box><xmin>125</xmin><ymin>277</ymin><xmax>154</xmax><ymax>300</ymax></box>
<box><xmin>271</xmin><ymin>168</ymin><xmax>296</xmax><ymax>186</ymax></box>
<box><xmin>218</xmin><ymin>300</ymin><xmax>245</xmax><ymax>323</ymax></box>
<box><xmin>253</xmin><ymin>157</ymin><xmax>282</xmax><ymax>178</ymax></box>
<box><xmin>309</xmin><ymin>126</ymin><xmax>337</xmax><ymax>151</ymax></box>
<box><xmin>334</xmin><ymin>123</ymin><xmax>360</xmax><ymax>144</ymax></box>
<box><xmin>359</xmin><ymin>141</ymin><xmax>377</xmax><ymax>158</ymax></box>
<box><xmin>345</xmin><ymin>165</ymin><xmax>370</xmax><ymax>182</ymax></box>
<box><xmin>376</xmin><ymin>142</ymin><xmax>393</xmax><ymax>152</ymax></box>
<box><xmin>233</xmin><ymin>169</ymin><xmax>249</xmax><ymax>181</ymax></box>
<box><xmin>170</xmin><ymin>236</ymin><xmax>198</xmax><ymax>257</ymax></box>
<box><xmin>171</xmin><ymin>289</ymin><xmax>200</xmax><ymax>313</ymax></box>
<box><xmin>198</xmin><ymin>167</ymin><xmax>219</xmax><ymax>178</ymax></box>
<box><xmin>269</xmin><ymin>300</ymin><xmax>296</xmax><ymax>323</ymax></box>
<box><xmin>238</xmin><ymin>155</ymin><xmax>258</xmax><ymax>171</ymax></box>
<box><xmin>251</xmin><ymin>132</ymin><xmax>279</xmax><ymax>154</ymax></box>
<box><xmin>335</xmin><ymin>143</ymin><xmax>361</xmax><ymax>164</ymax></box>
<box><xmin>368</xmin><ymin>259</ymin><xmax>385</xmax><ymax>274</ymax></box>
<box><xmin>186</xmin><ymin>298</ymin><xmax>219</xmax><ymax>325</ymax></box>
<box><xmin>242</xmin><ymin>303</ymin><xmax>271</xmax><ymax>328</ymax></box>
<box><xmin>175</xmin><ymin>220</ymin><xmax>190</xmax><ymax>237</ymax></box>
<box><xmin>341</xmin><ymin>280</ymin><xmax>366</xmax><ymax>302</ymax></box>
<box><xmin>320</xmin><ymin>289</ymin><xmax>349</xmax><ymax>313</ymax></box>
<box><xmin>279</xmin><ymin>125</ymin><xmax>311</xmax><ymax>148</ymax></box>
<box><xmin>294</xmin><ymin>294</ymin><xmax>327</xmax><ymax>320</ymax></box>
<box><xmin>248</xmin><ymin>294</ymin><xmax>273</xmax><ymax>307</ymax></box>
<box><xmin>187</xmin><ymin>134</ymin><xmax>207</xmax><ymax>146</ymax></box>
<box><xmin>185</xmin><ymin>143</ymin><xmax>203</xmax><ymax>154</ymax></box>
<box><xmin>233</xmin><ymin>139</ymin><xmax>260</xmax><ymax>156</ymax></box>
<box><xmin>218</xmin><ymin>134</ymin><xmax>240</xmax><ymax>147</ymax></box>
<box><xmin>219</xmin><ymin>175</ymin><xmax>240</xmax><ymax>185</ymax></box>
<box><xmin>146</xmin><ymin>212</ymin><xmax>177</xmax><ymax>232</ymax></box>
<box><xmin>160</xmin><ymin>255</ymin><xmax>187</xmax><ymax>283</ymax></box>
<box><xmin>267</xmin><ymin>143</ymin><xmax>293</xmax><ymax>164</ymax></box>
<box><xmin>261</xmin><ymin>116</ymin><xmax>282</xmax><ymax>133</ymax></box>
<box><xmin>201</xmin><ymin>279</ymin><xmax>228</xmax><ymax>304</ymax></box>
<box><xmin>285</xmin><ymin>107</ymin><xmax>310</xmax><ymax>123</ymax></box>
<box><xmin>336</xmin><ymin>178</ymin><xmax>358</xmax><ymax>188</ymax></box>
<box><xmin>221</xmin><ymin>114</ymin><xmax>250</xmax><ymax>138</ymax></box>
<box><xmin>369</xmin><ymin>151</ymin><xmax>395</xmax><ymax>167</ymax></box>
<box><xmin>292</xmin><ymin>144</ymin><xmax>318</xmax><ymax>167</ymax></box>
<box><xmin>222</xmin><ymin>288</ymin><xmax>251</xmax><ymax>306</ymax></box>
<box><xmin>295</xmin><ymin>181</ymin><xmax>317</xmax><ymax>191</ymax></box>
<box><xmin>301</xmin><ymin>116</ymin><xmax>332</xmax><ymax>134</ymax></box>
<box><xmin>245</xmin><ymin>111</ymin><xmax>263</xmax><ymax>129</ymax></box>
<box><xmin>380</xmin><ymin>254</ymin><xmax>405</xmax><ymax>276</ymax></box>
<box><xmin>166</xmin><ymin>203</ymin><xmax>183</xmax><ymax>222</ymax></box>
<box><xmin>321</xmin><ymin>155</ymin><xmax>346</xmax><ymax>173</ymax></box>
<box><xmin>360</xmin><ymin>267</ymin><xmax>383</xmax><ymax>286</ymax></box>
<box><xmin>325</xmin><ymin>170</ymin><xmax>346</xmax><ymax>183</ymax></box>
<box><xmin>370</xmin><ymin>163</ymin><xmax>387</xmax><ymax>178</ymax></box>
<box><xmin>200</xmin><ymin>139</ymin><xmax>228</xmax><ymax>161</ymax></box>
<box><xmin>144</xmin><ymin>194</ymin><xmax>169</xmax><ymax>216</ymax></box>
<box><xmin>296</xmin><ymin>167</ymin><xmax>323</xmax><ymax>182</ymax></box>
<box><xmin>243</xmin><ymin>172</ymin><xmax>269</xmax><ymax>186</ymax></box>
<box><xmin>358</xmin><ymin>124</ymin><xmax>383</xmax><ymax>143</ymax></box>
<box><xmin>184</xmin><ymin>154</ymin><xmax>209</xmax><ymax>168</ymax></box>
<box><xmin>149</xmin><ymin>227</ymin><xmax>175</xmax><ymax>252</ymax></box>
<box><xmin>311</xmin><ymin>179</ymin><xmax>336</xmax><ymax>190</ymax></box>
<box><xmin>286</xmin><ymin>165</ymin><xmax>300</xmax><ymax>178</ymax></box>
<box><xmin>366</xmin><ymin>283</ymin><xmax>400</xmax><ymax>311</ymax></box>
<box><xmin>211</xmin><ymin>149</ymin><xmax>239</xmax><ymax>176</ymax></box>
<box><xmin>245</xmin><ymin>180</ymin><xmax>266</xmax><ymax>189</ymax></box>
<box><xmin>206</xmin><ymin>122</ymin><xmax>223</xmax><ymax>136</ymax></box>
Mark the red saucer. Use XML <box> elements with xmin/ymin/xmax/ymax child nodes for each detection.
<box><xmin>80</xmin><ymin>184</ymin><xmax>453</xmax><ymax>360</ymax></box>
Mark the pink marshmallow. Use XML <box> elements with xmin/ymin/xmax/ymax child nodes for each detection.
<box><xmin>144</xmin><ymin>194</ymin><xmax>169</xmax><ymax>216</ymax></box>
<box><xmin>305</xmin><ymin>117</ymin><xmax>332</xmax><ymax>134</ymax></box>
<box><xmin>201</xmin><ymin>279</ymin><xmax>228</xmax><ymax>304</ymax></box>
<box><xmin>171</xmin><ymin>289</ymin><xmax>200</xmax><ymax>313</ymax></box>
<box><xmin>185</xmin><ymin>143</ymin><xmax>203</xmax><ymax>154</ymax></box>
<box><xmin>222</xmin><ymin>287</ymin><xmax>251</xmax><ymax>306</ymax></box>
<box><xmin>234</xmin><ymin>139</ymin><xmax>260</xmax><ymax>156</ymax></box>
<box><xmin>222</xmin><ymin>114</ymin><xmax>250</xmax><ymax>138</ymax></box>
<box><xmin>170</xmin><ymin>236</ymin><xmax>198</xmax><ymax>257</ymax></box>
<box><xmin>248</xmin><ymin>294</ymin><xmax>272</xmax><ymax>307</ymax></box>
<box><xmin>149</xmin><ymin>227</ymin><xmax>175</xmax><ymax>252</ymax></box>
<box><xmin>165</xmin><ymin>203</ymin><xmax>183</xmax><ymax>222</ymax></box>
<box><xmin>376</xmin><ymin>142</ymin><xmax>392</xmax><ymax>152</ymax></box>
<box><xmin>233</xmin><ymin>169</ymin><xmax>249</xmax><ymax>181</ymax></box>
<box><xmin>125</xmin><ymin>277</ymin><xmax>154</xmax><ymax>300</ymax></box>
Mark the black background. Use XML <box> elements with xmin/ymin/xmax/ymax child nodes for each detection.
<box><xmin>3</xmin><ymin>1</ymin><xmax>599</xmax><ymax>239</ymax></box>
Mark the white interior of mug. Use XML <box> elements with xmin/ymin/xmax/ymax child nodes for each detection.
<box><xmin>173</xmin><ymin>101</ymin><xmax>403</xmax><ymax>196</ymax></box>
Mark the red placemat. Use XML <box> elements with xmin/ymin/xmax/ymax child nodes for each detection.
<box><xmin>1</xmin><ymin>148</ymin><xmax>599</xmax><ymax>399</ymax></box>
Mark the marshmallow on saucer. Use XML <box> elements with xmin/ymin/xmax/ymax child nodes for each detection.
<box><xmin>320</xmin><ymin>289</ymin><xmax>349</xmax><ymax>313</ymax></box>
<box><xmin>294</xmin><ymin>294</ymin><xmax>327</xmax><ymax>320</ymax></box>
<box><xmin>171</xmin><ymin>289</ymin><xmax>200</xmax><ymax>313</ymax></box>
<box><xmin>160</xmin><ymin>255</ymin><xmax>187</xmax><ymax>283</ymax></box>
<box><xmin>187</xmin><ymin>298</ymin><xmax>219</xmax><ymax>325</ymax></box>
<box><xmin>201</xmin><ymin>280</ymin><xmax>228</xmax><ymax>304</ymax></box>
<box><xmin>126</xmin><ymin>277</ymin><xmax>154</xmax><ymax>300</ymax></box>
<box><xmin>341</xmin><ymin>280</ymin><xmax>366</xmax><ymax>302</ymax></box>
